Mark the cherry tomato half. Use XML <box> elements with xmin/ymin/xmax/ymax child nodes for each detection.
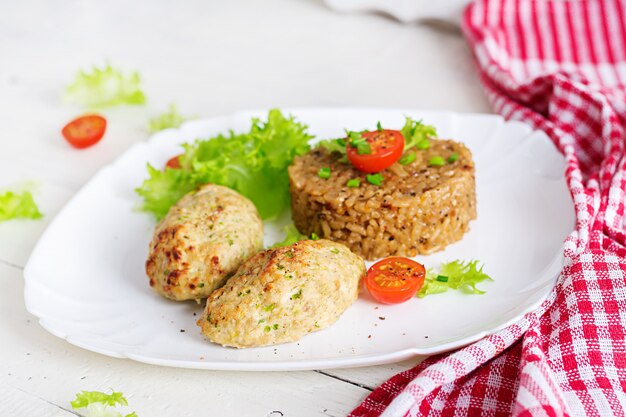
<box><xmin>61</xmin><ymin>114</ymin><xmax>107</xmax><ymax>149</ymax></box>
<box><xmin>165</xmin><ymin>155</ymin><xmax>182</xmax><ymax>169</ymax></box>
<box><xmin>365</xmin><ymin>257</ymin><xmax>426</xmax><ymax>304</ymax></box>
<box><xmin>346</xmin><ymin>130</ymin><xmax>404</xmax><ymax>173</ymax></box>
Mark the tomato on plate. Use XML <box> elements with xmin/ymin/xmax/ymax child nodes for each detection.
<box><xmin>365</xmin><ymin>257</ymin><xmax>426</xmax><ymax>304</ymax></box>
<box><xmin>61</xmin><ymin>114</ymin><xmax>107</xmax><ymax>149</ymax></box>
<box><xmin>346</xmin><ymin>129</ymin><xmax>404</xmax><ymax>173</ymax></box>
<box><xmin>165</xmin><ymin>155</ymin><xmax>182</xmax><ymax>169</ymax></box>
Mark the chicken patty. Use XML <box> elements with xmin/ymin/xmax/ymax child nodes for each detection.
<box><xmin>197</xmin><ymin>239</ymin><xmax>365</xmax><ymax>348</ymax></box>
<box><xmin>146</xmin><ymin>184</ymin><xmax>264</xmax><ymax>301</ymax></box>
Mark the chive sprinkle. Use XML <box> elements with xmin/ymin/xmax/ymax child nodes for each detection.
<box><xmin>447</xmin><ymin>152</ymin><xmax>459</xmax><ymax>163</ymax></box>
<box><xmin>356</xmin><ymin>143</ymin><xmax>372</xmax><ymax>155</ymax></box>
<box><xmin>428</xmin><ymin>156</ymin><xmax>446</xmax><ymax>166</ymax></box>
<box><xmin>310</xmin><ymin>233</ymin><xmax>319</xmax><ymax>240</ymax></box>
<box><xmin>399</xmin><ymin>152</ymin><xmax>416</xmax><ymax>165</ymax></box>
<box><xmin>436</xmin><ymin>275</ymin><xmax>449</xmax><ymax>282</ymax></box>
<box><xmin>346</xmin><ymin>178</ymin><xmax>361</xmax><ymax>188</ymax></box>
<box><xmin>318</xmin><ymin>167</ymin><xmax>331</xmax><ymax>179</ymax></box>
<box><xmin>366</xmin><ymin>173</ymin><xmax>384</xmax><ymax>186</ymax></box>
<box><xmin>377</xmin><ymin>121</ymin><xmax>383</xmax><ymax>131</ymax></box>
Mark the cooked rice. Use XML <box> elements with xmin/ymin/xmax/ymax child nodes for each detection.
<box><xmin>288</xmin><ymin>140</ymin><xmax>477</xmax><ymax>260</ymax></box>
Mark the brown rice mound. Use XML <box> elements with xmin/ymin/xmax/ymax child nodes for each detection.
<box><xmin>288</xmin><ymin>140</ymin><xmax>476</xmax><ymax>260</ymax></box>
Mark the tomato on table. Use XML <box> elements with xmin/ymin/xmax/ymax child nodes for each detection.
<box><xmin>346</xmin><ymin>129</ymin><xmax>404</xmax><ymax>173</ymax></box>
<box><xmin>165</xmin><ymin>155</ymin><xmax>182</xmax><ymax>169</ymax></box>
<box><xmin>365</xmin><ymin>257</ymin><xmax>426</xmax><ymax>304</ymax></box>
<box><xmin>61</xmin><ymin>114</ymin><xmax>107</xmax><ymax>149</ymax></box>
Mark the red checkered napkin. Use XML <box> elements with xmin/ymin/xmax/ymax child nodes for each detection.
<box><xmin>350</xmin><ymin>1</ymin><xmax>626</xmax><ymax>416</ymax></box>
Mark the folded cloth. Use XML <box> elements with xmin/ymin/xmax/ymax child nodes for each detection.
<box><xmin>350</xmin><ymin>1</ymin><xmax>626</xmax><ymax>416</ymax></box>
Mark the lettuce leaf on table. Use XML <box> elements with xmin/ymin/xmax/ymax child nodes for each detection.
<box><xmin>0</xmin><ymin>190</ymin><xmax>42</xmax><ymax>222</ymax></box>
<box><xmin>136</xmin><ymin>109</ymin><xmax>312</xmax><ymax>220</ymax></box>
<box><xmin>71</xmin><ymin>390</ymin><xmax>137</xmax><ymax>417</ymax></box>
<box><xmin>65</xmin><ymin>64</ymin><xmax>146</xmax><ymax>108</ymax></box>
<box><xmin>147</xmin><ymin>104</ymin><xmax>189</xmax><ymax>133</ymax></box>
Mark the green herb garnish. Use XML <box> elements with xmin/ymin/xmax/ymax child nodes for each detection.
<box><xmin>428</xmin><ymin>156</ymin><xmax>446</xmax><ymax>166</ymax></box>
<box><xmin>291</xmin><ymin>289</ymin><xmax>302</xmax><ymax>300</ymax></box>
<box><xmin>136</xmin><ymin>109</ymin><xmax>312</xmax><ymax>220</ymax></box>
<box><xmin>272</xmin><ymin>324</ymin><xmax>279</xmax><ymax>330</ymax></box>
<box><xmin>0</xmin><ymin>190</ymin><xmax>43</xmax><ymax>223</ymax></box>
<box><xmin>377</xmin><ymin>121</ymin><xmax>383</xmax><ymax>131</ymax></box>
<box><xmin>262</xmin><ymin>303</ymin><xmax>276</xmax><ymax>312</ymax></box>
<box><xmin>311</xmin><ymin>233</ymin><xmax>320</xmax><ymax>240</ymax></box>
<box><xmin>264</xmin><ymin>326</ymin><xmax>271</xmax><ymax>332</ymax></box>
<box><xmin>65</xmin><ymin>64</ymin><xmax>146</xmax><ymax>108</ymax></box>
<box><xmin>418</xmin><ymin>260</ymin><xmax>492</xmax><ymax>298</ymax></box>
<box><xmin>346</xmin><ymin>178</ymin><xmax>361</xmax><ymax>188</ymax></box>
<box><xmin>399</xmin><ymin>152</ymin><xmax>416</xmax><ymax>165</ymax></box>
<box><xmin>356</xmin><ymin>143</ymin><xmax>372</xmax><ymax>155</ymax></box>
<box><xmin>448</xmin><ymin>153</ymin><xmax>459</xmax><ymax>163</ymax></box>
<box><xmin>366</xmin><ymin>173</ymin><xmax>384</xmax><ymax>186</ymax></box>
<box><xmin>318</xmin><ymin>167</ymin><xmax>331</xmax><ymax>179</ymax></box>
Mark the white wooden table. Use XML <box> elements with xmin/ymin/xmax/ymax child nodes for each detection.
<box><xmin>0</xmin><ymin>1</ymin><xmax>490</xmax><ymax>415</ymax></box>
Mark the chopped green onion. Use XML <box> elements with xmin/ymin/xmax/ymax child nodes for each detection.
<box><xmin>448</xmin><ymin>152</ymin><xmax>459</xmax><ymax>163</ymax></box>
<box><xmin>436</xmin><ymin>275</ymin><xmax>449</xmax><ymax>282</ymax></box>
<box><xmin>428</xmin><ymin>156</ymin><xmax>445</xmax><ymax>166</ymax></box>
<box><xmin>366</xmin><ymin>173</ymin><xmax>384</xmax><ymax>186</ymax></box>
<box><xmin>356</xmin><ymin>143</ymin><xmax>372</xmax><ymax>155</ymax></box>
<box><xmin>346</xmin><ymin>178</ymin><xmax>361</xmax><ymax>188</ymax></box>
<box><xmin>311</xmin><ymin>233</ymin><xmax>319</xmax><ymax>240</ymax></box>
<box><xmin>272</xmin><ymin>324</ymin><xmax>279</xmax><ymax>330</ymax></box>
<box><xmin>264</xmin><ymin>326</ymin><xmax>271</xmax><ymax>332</ymax></box>
<box><xmin>416</xmin><ymin>139</ymin><xmax>430</xmax><ymax>150</ymax></box>
<box><xmin>376</xmin><ymin>121</ymin><xmax>383</xmax><ymax>131</ymax></box>
<box><xmin>399</xmin><ymin>152</ymin><xmax>416</xmax><ymax>165</ymax></box>
<box><xmin>318</xmin><ymin>167</ymin><xmax>331</xmax><ymax>179</ymax></box>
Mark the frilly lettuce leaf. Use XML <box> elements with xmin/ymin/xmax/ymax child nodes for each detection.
<box><xmin>147</xmin><ymin>104</ymin><xmax>189</xmax><ymax>133</ymax></box>
<box><xmin>0</xmin><ymin>190</ymin><xmax>42</xmax><ymax>222</ymax></box>
<box><xmin>271</xmin><ymin>224</ymin><xmax>308</xmax><ymax>248</ymax></box>
<box><xmin>400</xmin><ymin>117</ymin><xmax>437</xmax><ymax>151</ymax></box>
<box><xmin>65</xmin><ymin>64</ymin><xmax>146</xmax><ymax>108</ymax></box>
<box><xmin>418</xmin><ymin>260</ymin><xmax>492</xmax><ymax>298</ymax></box>
<box><xmin>70</xmin><ymin>390</ymin><xmax>137</xmax><ymax>417</ymax></box>
<box><xmin>136</xmin><ymin>109</ymin><xmax>312</xmax><ymax>220</ymax></box>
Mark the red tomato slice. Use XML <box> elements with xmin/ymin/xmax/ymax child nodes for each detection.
<box><xmin>61</xmin><ymin>115</ymin><xmax>107</xmax><ymax>149</ymax></box>
<box><xmin>165</xmin><ymin>155</ymin><xmax>182</xmax><ymax>169</ymax></box>
<box><xmin>346</xmin><ymin>130</ymin><xmax>404</xmax><ymax>173</ymax></box>
<box><xmin>365</xmin><ymin>257</ymin><xmax>425</xmax><ymax>304</ymax></box>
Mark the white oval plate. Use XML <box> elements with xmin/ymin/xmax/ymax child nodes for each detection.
<box><xmin>23</xmin><ymin>108</ymin><xmax>574</xmax><ymax>371</ymax></box>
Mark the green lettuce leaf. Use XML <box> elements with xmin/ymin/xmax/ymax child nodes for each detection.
<box><xmin>418</xmin><ymin>260</ymin><xmax>492</xmax><ymax>298</ymax></box>
<box><xmin>147</xmin><ymin>104</ymin><xmax>189</xmax><ymax>133</ymax></box>
<box><xmin>71</xmin><ymin>390</ymin><xmax>128</xmax><ymax>409</ymax></box>
<box><xmin>70</xmin><ymin>390</ymin><xmax>137</xmax><ymax>417</ymax></box>
<box><xmin>0</xmin><ymin>190</ymin><xmax>42</xmax><ymax>222</ymax></box>
<box><xmin>271</xmin><ymin>224</ymin><xmax>308</xmax><ymax>248</ymax></box>
<box><xmin>65</xmin><ymin>64</ymin><xmax>146</xmax><ymax>108</ymax></box>
<box><xmin>136</xmin><ymin>109</ymin><xmax>312</xmax><ymax>220</ymax></box>
<box><xmin>400</xmin><ymin>117</ymin><xmax>437</xmax><ymax>151</ymax></box>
